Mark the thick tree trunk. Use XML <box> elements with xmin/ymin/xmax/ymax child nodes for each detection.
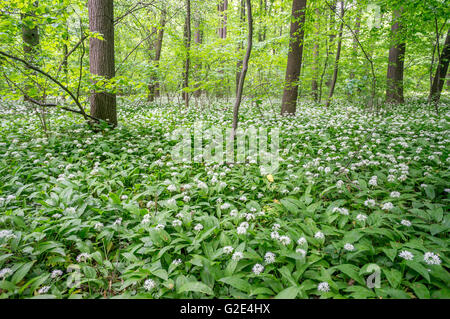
<box><xmin>325</xmin><ymin>1</ymin><xmax>344</xmax><ymax>108</ymax></box>
<box><xmin>232</xmin><ymin>0</ymin><xmax>252</xmax><ymax>135</ymax></box>
<box><xmin>386</xmin><ymin>8</ymin><xmax>406</xmax><ymax>104</ymax></box>
<box><xmin>182</xmin><ymin>0</ymin><xmax>191</xmax><ymax>107</ymax></box>
<box><xmin>311</xmin><ymin>8</ymin><xmax>320</xmax><ymax>102</ymax></box>
<box><xmin>21</xmin><ymin>1</ymin><xmax>40</xmax><ymax>100</ymax></box>
<box><xmin>148</xmin><ymin>12</ymin><xmax>166</xmax><ymax>102</ymax></box>
<box><xmin>88</xmin><ymin>0</ymin><xmax>117</xmax><ymax>126</ymax></box>
<box><xmin>280</xmin><ymin>0</ymin><xmax>307</xmax><ymax>115</ymax></box>
<box><xmin>22</xmin><ymin>4</ymin><xmax>40</xmax><ymax>58</ymax></box>
<box><xmin>429</xmin><ymin>29</ymin><xmax>450</xmax><ymax>105</ymax></box>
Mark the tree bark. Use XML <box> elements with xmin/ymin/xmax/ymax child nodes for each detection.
<box><xmin>386</xmin><ymin>8</ymin><xmax>406</xmax><ymax>104</ymax></box>
<box><xmin>148</xmin><ymin>12</ymin><xmax>166</xmax><ymax>102</ymax></box>
<box><xmin>88</xmin><ymin>0</ymin><xmax>117</xmax><ymax>126</ymax></box>
<box><xmin>62</xmin><ymin>22</ymin><xmax>69</xmax><ymax>81</ymax></box>
<box><xmin>258</xmin><ymin>0</ymin><xmax>267</xmax><ymax>42</ymax></box>
<box><xmin>21</xmin><ymin>1</ymin><xmax>40</xmax><ymax>100</ymax></box>
<box><xmin>218</xmin><ymin>0</ymin><xmax>228</xmax><ymax>39</ymax></box>
<box><xmin>193</xmin><ymin>18</ymin><xmax>203</xmax><ymax>98</ymax></box>
<box><xmin>22</xmin><ymin>3</ymin><xmax>40</xmax><ymax>58</ymax></box>
<box><xmin>349</xmin><ymin>10</ymin><xmax>361</xmax><ymax>80</ymax></box>
<box><xmin>232</xmin><ymin>0</ymin><xmax>253</xmax><ymax>135</ymax></box>
<box><xmin>311</xmin><ymin>8</ymin><xmax>320</xmax><ymax>102</ymax></box>
<box><xmin>182</xmin><ymin>0</ymin><xmax>191</xmax><ymax>107</ymax></box>
<box><xmin>217</xmin><ymin>0</ymin><xmax>228</xmax><ymax>98</ymax></box>
<box><xmin>324</xmin><ymin>0</ymin><xmax>336</xmax><ymax>90</ymax></box>
<box><xmin>280</xmin><ymin>0</ymin><xmax>307</xmax><ymax>115</ymax></box>
<box><xmin>325</xmin><ymin>1</ymin><xmax>344</xmax><ymax>108</ymax></box>
<box><xmin>236</xmin><ymin>0</ymin><xmax>246</xmax><ymax>96</ymax></box>
<box><xmin>429</xmin><ymin>29</ymin><xmax>450</xmax><ymax>105</ymax></box>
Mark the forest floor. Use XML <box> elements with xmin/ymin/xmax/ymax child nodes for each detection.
<box><xmin>0</xmin><ymin>99</ymin><xmax>449</xmax><ymax>299</ymax></box>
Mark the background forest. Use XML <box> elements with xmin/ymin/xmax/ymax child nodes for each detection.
<box><xmin>1</xmin><ymin>0</ymin><xmax>449</xmax><ymax>114</ymax></box>
<box><xmin>0</xmin><ymin>0</ymin><xmax>449</xmax><ymax>300</ymax></box>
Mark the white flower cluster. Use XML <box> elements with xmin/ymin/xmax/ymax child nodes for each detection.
<box><xmin>143</xmin><ymin>279</ymin><xmax>157</xmax><ymax>291</ymax></box>
<box><xmin>264</xmin><ymin>252</ymin><xmax>276</xmax><ymax>264</ymax></box>
<box><xmin>317</xmin><ymin>282</ymin><xmax>330</xmax><ymax>292</ymax></box>
<box><xmin>76</xmin><ymin>253</ymin><xmax>91</xmax><ymax>263</ymax></box>
<box><xmin>0</xmin><ymin>268</ymin><xmax>13</xmax><ymax>279</ymax></box>
<box><xmin>194</xmin><ymin>223</ymin><xmax>203</xmax><ymax>231</ymax></box>
<box><xmin>423</xmin><ymin>252</ymin><xmax>441</xmax><ymax>265</ymax></box>
<box><xmin>223</xmin><ymin>246</ymin><xmax>234</xmax><ymax>254</ymax></box>
<box><xmin>398</xmin><ymin>250</ymin><xmax>414</xmax><ymax>260</ymax></box>
<box><xmin>0</xmin><ymin>229</ymin><xmax>15</xmax><ymax>240</ymax></box>
<box><xmin>252</xmin><ymin>263</ymin><xmax>264</xmax><ymax>275</ymax></box>
<box><xmin>332</xmin><ymin>207</ymin><xmax>349</xmax><ymax>215</ymax></box>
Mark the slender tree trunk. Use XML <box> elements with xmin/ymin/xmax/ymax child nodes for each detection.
<box><xmin>148</xmin><ymin>12</ymin><xmax>166</xmax><ymax>102</ymax></box>
<box><xmin>218</xmin><ymin>0</ymin><xmax>228</xmax><ymax>38</ymax></box>
<box><xmin>236</xmin><ymin>0</ymin><xmax>246</xmax><ymax>96</ymax></box>
<box><xmin>280</xmin><ymin>0</ymin><xmax>307</xmax><ymax>115</ymax></box>
<box><xmin>62</xmin><ymin>22</ymin><xmax>69</xmax><ymax>81</ymax></box>
<box><xmin>347</xmin><ymin>9</ymin><xmax>361</xmax><ymax>100</ymax></box>
<box><xmin>318</xmin><ymin>14</ymin><xmax>331</xmax><ymax>104</ymax></box>
<box><xmin>325</xmin><ymin>1</ymin><xmax>344</xmax><ymax>108</ymax></box>
<box><xmin>311</xmin><ymin>8</ymin><xmax>320</xmax><ymax>102</ymax></box>
<box><xmin>193</xmin><ymin>18</ymin><xmax>203</xmax><ymax>98</ymax></box>
<box><xmin>429</xmin><ymin>29</ymin><xmax>450</xmax><ymax>105</ymax></box>
<box><xmin>88</xmin><ymin>0</ymin><xmax>117</xmax><ymax>126</ymax></box>
<box><xmin>232</xmin><ymin>0</ymin><xmax>253</xmax><ymax>135</ymax></box>
<box><xmin>182</xmin><ymin>0</ymin><xmax>191</xmax><ymax>107</ymax></box>
<box><xmin>217</xmin><ymin>0</ymin><xmax>228</xmax><ymax>98</ymax></box>
<box><xmin>446</xmin><ymin>70</ymin><xmax>450</xmax><ymax>91</ymax></box>
<box><xmin>350</xmin><ymin>11</ymin><xmax>361</xmax><ymax>80</ymax></box>
<box><xmin>386</xmin><ymin>8</ymin><xmax>406</xmax><ymax>104</ymax></box>
<box><xmin>325</xmin><ymin>0</ymin><xmax>337</xmax><ymax>90</ymax></box>
<box><xmin>258</xmin><ymin>0</ymin><xmax>267</xmax><ymax>42</ymax></box>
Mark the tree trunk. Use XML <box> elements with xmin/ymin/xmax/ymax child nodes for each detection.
<box><xmin>236</xmin><ymin>0</ymin><xmax>246</xmax><ymax>96</ymax></box>
<box><xmin>386</xmin><ymin>8</ymin><xmax>406</xmax><ymax>104</ymax></box>
<box><xmin>182</xmin><ymin>0</ymin><xmax>191</xmax><ymax>107</ymax></box>
<box><xmin>325</xmin><ymin>1</ymin><xmax>344</xmax><ymax>108</ymax></box>
<box><xmin>232</xmin><ymin>0</ymin><xmax>253</xmax><ymax>135</ymax></box>
<box><xmin>217</xmin><ymin>0</ymin><xmax>228</xmax><ymax>98</ymax></box>
<box><xmin>218</xmin><ymin>0</ymin><xmax>228</xmax><ymax>38</ymax></box>
<box><xmin>62</xmin><ymin>22</ymin><xmax>69</xmax><ymax>81</ymax></box>
<box><xmin>148</xmin><ymin>12</ymin><xmax>166</xmax><ymax>102</ymax></box>
<box><xmin>258</xmin><ymin>0</ymin><xmax>267</xmax><ymax>42</ymax></box>
<box><xmin>429</xmin><ymin>29</ymin><xmax>450</xmax><ymax>105</ymax></box>
<box><xmin>311</xmin><ymin>8</ymin><xmax>320</xmax><ymax>102</ymax></box>
<box><xmin>88</xmin><ymin>0</ymin><xmax>117</xmax><ymax>126</ymax></box>
<box><xmin>280</xmin><ymin>0</ymin><xmax>307</xmax><ymax>115</ymax></box>
<box><xmin>350</xmin><ymin>11</ymin><xmax>361</xmax><ymax>80</ymax></box>
<box><xmin>193</xmin><ymin>18</ymin><xmax>203</xmax><ymax>98</ymax></box>
<box><xmin>21</xmin><ymin>1</ymin><xmax>40</xmax><ymax>100</ymax></box>
<box><xmin>325</xmin><ymin>0</ymin><xmax>337</xmax><ymax>90</ymax></box>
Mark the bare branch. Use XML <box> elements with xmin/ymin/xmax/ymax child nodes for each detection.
<box><xmin>2</xmin><ymin>72</ymin><xmax>99</xmax><ymax>121</ymax></box>
<box><xmin>0</xmin><ymin>50</ymin><xmax>90</xmax><ymax>121</ymax></box>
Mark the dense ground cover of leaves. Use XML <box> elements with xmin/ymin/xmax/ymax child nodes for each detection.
<box><xmin>0</xmin><ymin>100</ymin><xmax>449</xmax><ymax>299</ymax></box>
